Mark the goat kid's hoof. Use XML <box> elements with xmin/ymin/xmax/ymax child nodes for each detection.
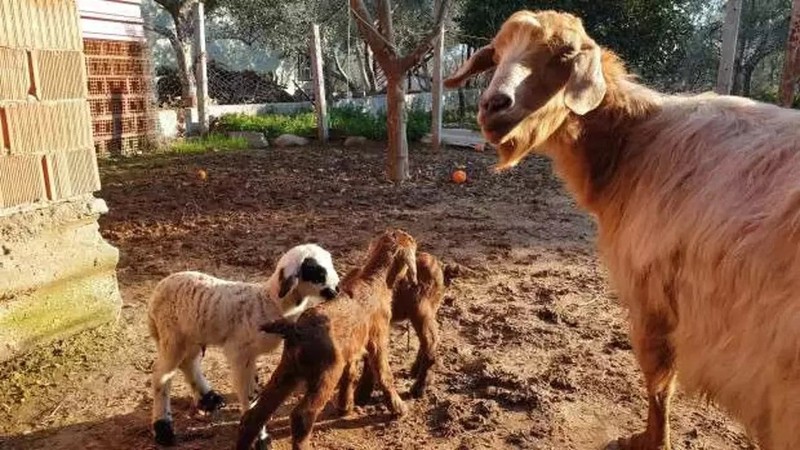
<box><xmin>198</xmin><ymin>390</ymin><xmax>226</xmax><ymax>413</ymax></box>
<box><xmin>390</xmin><ymin>399</ymin><xmax>408</xmax><ymax>418</ymax></box>
<box><xmin>153</xmin><ymin>419</ymin><xmax>176</xmax><ymax>446</ymax></box>
<box><xmin>253</xmin><ymin>435</ymin><xmax>272</xmax><ymax>450</ymax></box>
<box><xmin>409</xmin><ymin>382</ymin><xmax>426</xmax><ymax>399</ymax></box>
<box><xmin>606</xmin><ymin>433</ymin><xmax>670</xmax><ymax>450</ymax></box>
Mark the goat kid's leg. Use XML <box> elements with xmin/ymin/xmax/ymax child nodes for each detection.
<box><xmin>336</xmin><ymin>362</ymin><xmax>359</xmax><ymax>416</ymax></box>
<box><xmin>228</xmin><ymin>350</ymin><xmax>258</xmax><ymax>414</ymax></box>
<box><xmin>410</xmin><ymin>312</ymin><xmax>439</xmax><ymax>398</ymax></box>
<box><xmin>367</xmin><ymin>339</ymin><xmax>407</xmax><ymax>417</ymax></box>
<box><xmin>354</xmin><ymin>355</ymin><xmax>376</xmax><ymax>405</ymax></box>
<box><xmin>178</xmin><ymin>346</ymin><xmax>224</xmax><ymax>414</ymax></box>
<box><xmin>151</xmin><ymin>344</ymin><xmax>183</xmax><ymax>446</ymax></box>
<box><xmin>611</xmin><ymin>314</ymin><xmax>676</xmax><ymax>450</ymax></box>
<box><xmin>291</xmin><ymin>368</ymin><xmax>342</xmax><ymax>450</ymax></box>
<box><xmin>236</xmin><ymin>358</ymin><xmax>298</xmax><ymax>450</ymax></box>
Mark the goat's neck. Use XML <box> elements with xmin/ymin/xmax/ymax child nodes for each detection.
<box><xmin>359</xmin><ymin>253</ymin><xmax>398</xmax><ymax>291</ymax></box>
<box><xmin>547</xmin><ymin>62</ymin><xmax>661</xmax><ymax>214</ymax></box>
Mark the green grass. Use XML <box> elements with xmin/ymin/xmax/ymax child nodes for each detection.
<box><xmin>214</xmin><ymin>105</ymin><xmax>432</xmax><ymax>142</ymax></box>
<box><xmin>169</xmin><ymin>133</ymin><xmax>249</xmax><ymax>154</ymax></box>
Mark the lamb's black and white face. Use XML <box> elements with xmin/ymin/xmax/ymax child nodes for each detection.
<box><xmin>276</xmin><ymin>244</ymin><xmax>340</xmax><ymax>303</ymax></box>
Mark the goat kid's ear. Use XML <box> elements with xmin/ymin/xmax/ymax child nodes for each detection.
<box><xmin>403</xmin><ymin>248</ymin><xmax>418</xmax><ymax>284</ymax></box>
<box><xmin>444</xmin><ymin>45</ymin><xmax>496</xmax><ymax>89</ymax></box>
<box><xmin>278</xmin><ymin>267</ymin><xmax>299</xmax><ymax>298</ymax></box>
<box><xmin>564</xmin><ymin>43</ymin><xmax>606</xmax><ymax>115</ymax></box>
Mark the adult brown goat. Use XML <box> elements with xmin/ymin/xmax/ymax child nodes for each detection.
<box><xmin>445</xmin><ymin>10</ymin><xmax>800</xmax><ymax>450</ymax></box>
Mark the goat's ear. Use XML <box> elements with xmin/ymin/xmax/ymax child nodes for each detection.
<box><xmin>402</xmin><ymin>248</ymin><xmax>418</xmax><ymax>284</ymax></box>
<box><xmin>444</xmin><ymin>45</ymin><xmax>496</xmax><ymax>89</ymax></box>
<box><xmin>278</xmin><ymin>267</ymin><xmax>298</xmax><ymax>298</ymax></box>
<box><xmin>564</xmin><ymin>43</ymin><xmax>606</xmax><ymax>115</ymax></box>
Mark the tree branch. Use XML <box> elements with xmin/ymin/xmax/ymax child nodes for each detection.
<box><xmin>376</xmin><ymin>0</ymin><xmax>394</xmax><ymax>45</ymax></box>
<box><xmin>349</xmin><ymin>0</ymin><xmax>396</xmax><ymax>64</ymax></box>
<box><xmin>399</xmin><ymin>0</ymin><xmax>450</xmax><ymax>72</ymax></box>
<box><xmin>144</xmin><ymin>23</ymin><xmax>180</xmax><ymax>49</ymax></box>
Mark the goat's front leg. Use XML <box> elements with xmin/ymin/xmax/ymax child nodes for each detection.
<box><xmin>609</xmin><ymin>313</ymin><xmax>676</xmax><ymax>450</ymax></box>
<box><xmin>354</xmin><ymin>355</ymin><xmax>375</xmax><ymax>405</ymax></box>
<box><xmin>336</xmin><ymin>362</ymin><xmax>358</xmax><ymax>416</ymax></box>
<box><xmin>366</xmin><ymin>336</ymin><xmax>407</xmax><ymax>417</ymax></box>
<box><xmin>236</xmin><ymin>356</ymin><xmax>298</xmax><ymax>450</ymax></box>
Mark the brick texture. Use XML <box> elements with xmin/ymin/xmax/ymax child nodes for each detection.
<box><xmin>4</xmin><ymin>100</ymin><xmax>93</xmax><ymax>154</ymax></box>
<box><xmin>0</xmin><ymin>154</ymin><xmax>47</xmax><ymax>208</ymax></box>
<box><xmin>0</xmin><ymin>0</ymin><xmax>82</xmax><ymax>51</ymax></box>
<box><xmin>0</xmin><ymin>47</ymin><xmax>30</xmax><ymax>101</ymax></box>
<box><xmin>45</xmin><ymin>148</ymin><xmax>101</xmax><ymax>199</ymax></box>
<box><xmin>32</xmin><ymin>50</ymin><xmax>87</xmax><ymax>100</ymax></box>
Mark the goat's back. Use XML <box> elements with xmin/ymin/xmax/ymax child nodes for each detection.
<box><xmin>600</xmin><ymin>95</ymin><xmax>800</xmax><ymax>446</ymax></box>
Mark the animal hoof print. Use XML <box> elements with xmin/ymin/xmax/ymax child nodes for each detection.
<box><xmin>198</xmin><ymin>390</ymin><xmax>226</xmax><ymax>413</ymax></box>
<box><xmin>153</xmin><ymin>419</ymin><xmax>176</xmax><ymax>446</ymax></box>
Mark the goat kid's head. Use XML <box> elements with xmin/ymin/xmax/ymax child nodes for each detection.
<box><xmin>445</xmin><ymin>10</ymin><xmax>606</xmax><ymax>169</ymax></box>
<box><xmin>368</xmin><ymin>229</ymin><xmax>418</xmax><ymax>285</ymax></box>
<box><xmin>277</xmin><ymin>244</ymin><xmax>340</xmax><ymax>303</ymax></box>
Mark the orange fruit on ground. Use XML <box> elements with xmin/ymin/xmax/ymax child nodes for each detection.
<box><xmin>196</xmin><ymin>169</ymin><xmax>208</xmax><ymax>181</ymax></box>
<box><xmin>452</xmin><ymin>169</ymin><xmax>467</xmax><ymax>184</ymax></box>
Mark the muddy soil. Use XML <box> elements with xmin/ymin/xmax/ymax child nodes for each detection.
<box><xmin>0</xmin><ymin>143</ymin><xmax>753</xmax><ymax>450</ymax></box>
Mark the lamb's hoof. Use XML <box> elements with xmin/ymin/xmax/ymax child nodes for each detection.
<box><xmin>198</xmin><ymin>390</ymin><xmax>226</xmax><ymax>413</ymax></box>
<box><xmin>153</xmin><ymin>419</ymin><xmax>176</xmax><ymax>446</ymax></box>
<box><xmin>254</xmin><ymin>433</ymin><xmax>272</xmax><ymax>450</ymax></box>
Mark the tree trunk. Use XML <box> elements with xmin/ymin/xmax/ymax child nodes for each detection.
<box><xmin>716</xmin><ymin>0</ymin><xmax>743</xmax><ymax>94</ymax></box>
<box><xmin>364</xmin><ymin>42</ymin><xmax>378</xmax><ymax>92</ymax></box>
<box><xmin>386</xmin><ymin>74</ymin><xmax>409</xmax><ymax>181</ymax></box>
<box><xmin>173</xmin><ymin>9</ymin><xmax>197</xmax><ymax>107</ymax></box>
<box><xmin>780</xmin><ymin>0</ymin><xmax>800</xmax><ymax>106</ymax></box>
<box><xmin>355</xmin><ymin>45</ymin><xmax>371</xmax><ymax>94</ymax></box>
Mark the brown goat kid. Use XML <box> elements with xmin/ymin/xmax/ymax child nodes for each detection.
<box><xmin>348</xmin><ymin>251</ymin><xmax>447</xmax><ymax>401</ymax></box>
<box><xmin>446</xmin><ymin>10</ymin><xmax>800</xmax><ymax>450</ymax></box>
<box><xmin>236</xmin><ymin>229</ymin><xmax>418</xmax><ymax>450</ymax></box>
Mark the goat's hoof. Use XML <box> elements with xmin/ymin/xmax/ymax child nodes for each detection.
<box><xmin>354</xmin><ymin>391</ymin><xmax>372</xmax><ymax>406</ymax></box>
<box><xmin>390</xmin><ymin>398</ymin><xmax>407</xmax><ymax>418</ymax></box>
<box><xmin>153</xmin><ymin>419</ymin><xmax>176</xmax><ymax>446</ymax></box>
<box><xmin>198</xmin><ymin>390</ymin><xmax>226</xmax><ymax>413</ymax></box>
<box><xmin>409</xmin><ymin>382</ymin><xmax>426</xmax><ymax>398</ymax></box>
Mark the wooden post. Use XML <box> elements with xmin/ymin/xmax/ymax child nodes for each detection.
<box><xmin>310</xmin><ymin>24</ymin><xmax>329</xmax><ymax>142</ymax></box>
<box><xmin>195</xmin><ymin>1</ymin><xmax>209</xmax><ymax>134</ymax></box>
<box><xmin>716</xmin><ymin>0</ymin><xmax>743</xmax><ymax>95</ymax></box>
<box><xmin>779</xmin><ymin>0</ymin><xmax>800</xmax><ymax>107</ymax></box>
<box><xmin>430</xmin><ymin>0</ymin><xmax>445</xmax><ymax>151</ymax></box>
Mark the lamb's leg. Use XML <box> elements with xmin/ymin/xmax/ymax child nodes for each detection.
<box><xmin>611</xmin><ymin>314</ymin><xmax>676</xmax><ymax>450</ymax></box>
<box><xmin>354</xmin><ymin>355</ymin><xmax>375</xmax><ymax>405</ymax></box>
<box><xmin>410</xmin><ymin>311</ymin><xmax>439</xmax><ymax>398</ymax></box>
<box><xmin>336</xmin><ymin>362</ymin><xmax>358</xmax><ymax>416</ymax></box>
<box><xmin>290</xmin><ymin>367</ymin><xmax>343</xmax><ymax>450</ymax></box>
<box><xmin>179</xmin><ymin>346</ymin><xmax>224</xmax><ymax>413</ymax></box>
<box><xmin>151</xmin><ymin>343</ymin><xmax>184</xmax><ymax>446</ymax></box>
<box><xmin>366</xmin><ymin>338</ymin><xmax>407</xmax><ymax>417</ymax></box>
<box><xmin>228</xmin><ymin>351</ymin><xmax>259</xmax><ymax>414</ymax></box>
<box><xmin>236</xmin><ymin>356</ymin><xmax>298</xmax><ymax>450</ymax></box>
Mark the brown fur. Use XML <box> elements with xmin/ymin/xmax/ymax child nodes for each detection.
<box><xmin>344</xmin><ymin>252</ymin><xmax>447</xmax><ymax>401</ymax></box>
<box><xmin>446</xmin><ymin>9</ymin><xmax>800</xmax><ymax>450</ymax></box>
<box><xmin>235</xmin><ymin>229</ymin><xmax>418</xmax><ymax>450</ymax></box>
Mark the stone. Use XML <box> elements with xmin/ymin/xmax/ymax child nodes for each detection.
<box><xmin>344</xmin><ymin>136</ymin><xmax>369</xmax><ymax>147</ymax></box>
<box><xmin>273</xmin><ymin>134</ymin><xmax>310</xmax><ymax>147</ymax></box>
<box><xmin>227</xmin><ymin>131</ymin><xmax>269</xmax><ymax>148</ymax></box>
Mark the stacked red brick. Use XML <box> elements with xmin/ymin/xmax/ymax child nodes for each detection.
<box><xmin>0</xmin><ymin>0</ymin><xmax>100</xmax><ymax>209</ymax></box>
<box><xmin>84</xmin><ymin>39</ymin><xmax>155</xmax><ymax>156</ymax></box>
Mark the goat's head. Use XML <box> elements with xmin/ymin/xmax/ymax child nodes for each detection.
<box><xmin>275</xmin><ymin>244</ymin><xmax>340</xmax><ymax>304</ymax></box>
<box><xmin>367</xmin><ymin>229</ymin><xmax>418</xmax><ymax>286</ymax></box>
<box><xmin>445</xmin><ymin>10</ymin><xmax>606</xmax><ymax>169</ymax></box>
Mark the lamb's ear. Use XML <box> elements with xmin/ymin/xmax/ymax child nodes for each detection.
<box><xmin>278</xmin><ymin>267</ymin><xmax>298</xmax><ymax>298</ymax></box>
<box><xmin>564</xmin><ymin>43</ymin><xmax>606</xmax><ymax>115</ymax></box>
<box><xmin>444</xmin><ymin>45</ymin><xmax>496</xmax><ymax>89</ymax></box>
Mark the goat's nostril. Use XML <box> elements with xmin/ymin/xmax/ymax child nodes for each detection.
<box><xmin>482</xmin><ymin>93</ymin><xmax>513</xmax><ymax>114</ymax></box>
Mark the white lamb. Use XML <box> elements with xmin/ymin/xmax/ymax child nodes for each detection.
<box><xmin>147</xmin><ymin>244</ymin><xmax>340</xmax><ymax>446</ymax></box>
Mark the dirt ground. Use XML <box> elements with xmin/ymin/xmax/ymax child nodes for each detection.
<box><xmin>0</xmin><ymin>143</ymin><xmax>755</xmax><ymax>450</ymax></box>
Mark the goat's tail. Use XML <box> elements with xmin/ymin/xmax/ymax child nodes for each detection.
<box><xmin>261</xmin><ymin>319</ymin><xmax>298</xmax><ymax>343</ymax></box>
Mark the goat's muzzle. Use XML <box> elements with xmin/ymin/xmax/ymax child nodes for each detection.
<box><xmin>321</xmin><ymin>286</ymin><xmax>338</xmax><ymax>300</ymax></box>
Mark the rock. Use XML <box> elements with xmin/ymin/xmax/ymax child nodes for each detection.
<box><xmin>227</xmin><ymin>131</ymin><xmax>269</xmax><ymax>148</ymax></box>
<box><xmin>273</xmin><ymin>134</ymin><xmax>310</xmax><ymax>147</ymax></box>
<box><xmin>344</xmin><ymin>136</ymin><xmax>368</xmax><ymax>147</ymax></box>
